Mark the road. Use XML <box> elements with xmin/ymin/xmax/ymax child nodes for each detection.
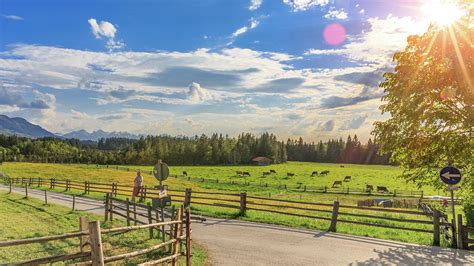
<box><xmin>1</xmin><ymin>185</ymin><xmax>473</xmax><ymax>265</ymax></box>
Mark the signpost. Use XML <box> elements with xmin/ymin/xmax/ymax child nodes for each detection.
<box><xmin>152</xmin><ymin>160</ymin><xmax>171</xmax><ymax>233</ymax></box>
<box><xmin>440</xmin><ymin>166</ymin><xmax>462</xmax><ymax>248</ymax></box>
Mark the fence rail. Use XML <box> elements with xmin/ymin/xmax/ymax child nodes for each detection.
<box><xmin>0</xmin><ymin>175</ymin><xmax>461</xmax><ymax>248</ymax></box>
<box><xmin>92</xmin><ymin>164</ymin><xmax>425</xmax><ymax>198</ymax></box>
<box><xmin>0</xmin><ymin>205</ymin><xmax>192</xmax><ymax>266</ymax></box>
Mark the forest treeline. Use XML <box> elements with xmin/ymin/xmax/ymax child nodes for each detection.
<box><xmin>0</xmin><ymin>133</ymin><xmax>391</xmax><ymax>165</ymax></box>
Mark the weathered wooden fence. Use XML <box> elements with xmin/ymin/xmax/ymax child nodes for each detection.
<box><xmin>93</xmin><ymin>164</ymin><xmax>425</xmax><ymax>198</ymax></box>
<box><xmin>457</xmin><ymin>214</ymin><xmax>474</xmax><ymax>251</ymax></box>
<box><xmin>0</xmin><ymin>209</ymin><xmax>192</xmax><ymax>266</ymax></box>
<box><xmin>1</xmin><ymin>176</ymin><xmax>466</xmax><ymax>248</ymax></box>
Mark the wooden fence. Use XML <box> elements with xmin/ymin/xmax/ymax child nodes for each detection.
<box><xmin>457</xmin><ymin>214</ymin><xmax>474</xmax><ymax>250</ymax></box>
<box><xmin>0</xmin><ymin>208</ymin><xmax>191</xmax><ymax>266</ymax></box>
<box><xmin>2</xmin><ymin>176</ymin><xmax>456</xmax><ymax>248</ymax></box>
<box><xmin>94</xmin><ymin>164</ymin><xmax>425</xmax><ymax>198</ymax></box>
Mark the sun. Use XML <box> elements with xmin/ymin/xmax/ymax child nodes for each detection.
<box><xmin>421</xmin><ymin>0</ymin><xmax>463</xmax><ymax>27</ymax></box>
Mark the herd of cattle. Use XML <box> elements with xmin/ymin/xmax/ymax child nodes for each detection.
<box><xmin>182</xmin><ymin>169</ymin><xmax>390</xmax><ymax>193</ymax></box>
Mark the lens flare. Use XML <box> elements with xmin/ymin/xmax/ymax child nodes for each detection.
<box><xmin>323</xmin><ymin>23</ymin><xmax>346</xmax><ymax>46</ymax></box>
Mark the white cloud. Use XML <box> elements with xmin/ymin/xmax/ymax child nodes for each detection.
<box><xmin>187</xmin><ymin>82</ymin><xmax>214</xmax><ymax>103</ymax></box>
<box><xmin>231</xmin><ymin>17</ymin><xmax>260</xmax><ymax>38</ymax></box>
<box><xmin>359</xmin><ymin>9</ymin><xmax>365</xmax><ymax>14</ymax></box>
<box><xmin>249</xmin><ymin>0</ymin><xmax>263</xmax><ymax>11</ymax></box>
<box><xmin>283</xmin><ymin>0</ymin><xmax>329</xmax><ymax>12</ymax></box>
<box><xmin>324</xmin><ymin>9</ymin><xmax>348</xmax><ymax>20</ymax></box>
<box><xmin>87</xmin><ymin>18</ymin><xmax>124</xmax><ymax>51</ymax></box>
<box><xmin>2</xmin><ymin>14</ymin><xmax>23</xmax><ymax>20</ymax></box>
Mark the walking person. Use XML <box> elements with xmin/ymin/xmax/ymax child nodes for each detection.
<box><xmin>132</xmin><ymin>170</ymin><xmax>144</xmax><ymax>202</ymax></box>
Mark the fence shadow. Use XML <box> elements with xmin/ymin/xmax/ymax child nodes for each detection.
<box><xmin>350</xmin><ymin>245</ymin><xmax>474</xmax><ymax>265</ymax></box>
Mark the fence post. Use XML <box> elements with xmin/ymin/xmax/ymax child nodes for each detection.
<box><xmin>185</xmin><ymin>207</ymin><xmax>191</xmax><ymax>266</ymax></box>
<box><xmin>72</xmin><ymin>195</ymin><xmax>76</xmax><ymax>211</ymax></box>
<box><xmin>147</xmin><ymin>203</ymin><xmax>153</xmax><ymax>239</ymax></box>
<box><xmin>89</xmin><ymin>221</ymin><xmax>104</xmax><ymax>266</ymax></box>
<box><xmin>133</xmin><ymin>200</ymin><xmax>137</xmax><ymax>225</ymax></box>
<box><xmin>84</xmin><ymin>181</ymin><xmax>88</xmax><ymax>194</ymax></box>
<box><xmin>324</xmin><ymin>186</ymin><xmax>327</xmax><ymax>193</ymax></box>
<box><xmin>172</xmin><ymin>207</ymin><xmax>183</xmax><ymax>266</ymax></box>
<box><xmin>328</xmin><ymin>201</ymin><xmax>340</xmax><ymax>232</ymax></box>
<box><xmin>457</xmin><ymin>214</ymin><xmax>463</xmax><ymax>249</ymax></box>
<box><xmin>80</xmin><ymin>217</ymin><xmax>90</xmax><ymax>254</ymax></box>
<box><xmin>9</xmin><ymin>180</ymin><xmax>11</xmax><ymax>193</ymax></box>
<box><xmin>25</xmin><ymin>184</ymin><xmax>28</xmax><ymax>198</ymax></box>
<box><xmin>109</xmin><ymin>196</ymin><xmax>114</xmax><ymax>221</ymax></box>
<box><xmin>433</xmin><ymin>210</ymin><xmax>440</xmax><ymax>246</ymax></box>
<box><xmin>239</xmin><ymin>192</ymin><xmax>247</xmax><ymax>216</ymax></box>
<box><xmin>104</xmin><ymin>193</ymin><xmax>109</xmax><ymax>221</ymax></box>
<box><xmin>393</xmin><ymin>189</ymin><xmax>397</xmax><ymax>197</ymax></box>
<box><xmin>44</xmin><ymin>190</ymin><xmax>48</xmax><ymax>205</ymax></box>
<box><xmin>126</xmin><ymin>198</ymin><xmax>131</xmax><ymax>226</ymax></box>
<box><xmin>67</xmin><ymin>179</ymin><xmax>70</xmax><ymax>191</ymax></box>
<box><xmin>184</xmin><ymin>188</ymin><xmax>192</xmax><ymax>208</ymax></box>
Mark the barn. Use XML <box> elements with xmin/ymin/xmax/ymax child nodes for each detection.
<box><xmin>251</xmin><ymin>156</ymin><xmax>272</xmax><ymax>166</ymax></box>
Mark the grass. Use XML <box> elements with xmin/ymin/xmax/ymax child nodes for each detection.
<box><xmin>0</xmin><ymin>191</ymin><xmax>208</xmax><ymax>265</ymax></box>
<box><xmin>0</xmin><ymin>162</ymin><xmax>459</xmax><ymax>247</ymax></box>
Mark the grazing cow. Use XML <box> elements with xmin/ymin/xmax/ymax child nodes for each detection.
<box><xmin>183</xmin><ymin>171</ymin><xmax>188</xmax><ymax>177</ymax></box>
<box><xmin>344</xmin><ymin>176</ymin><xmax>351</xmax><ymax>182</ymax></box>
<box><xmin>377</xmin><ymin>186</ymin><xmax>389</xmax><ymax>193</ymax></box>
<box><xmin>311</xmin><ymin>171</ymin><xmax>318</xmax><ymax>177</ymax></box>
<box><xmin>236</xmin><ymin>171</ymin><xmax>243</xmax><ymax>175</ymax></box>
<box><xmin>270</xmin><ymin>169</ymin><xmax>277</xmax><ymax>174</ymax></box>
<box><xmin>366</xmin><ymin>184</ymin><xmax>374</xmax><ymax>192</ymax></box>
<box><xmin>262</xmin><ymin>172</ymin><xmax>271</xmax><ymax>176</ymax></box>
<box><xmin>243</xmin><ymin>172</ymin><xmax>251</xmax><ymax>177</ymax></box>
<box><xmin>340</xmin><ymin>165</ymin><xmax>345</xmax><ymax>168</ymax></box>
<box><xmin>332</xmin><ymin>181</ymin><xmax>342</xmax><ymax>188</ymax></box>
<box><xmin>287</xmin><ymin>172</ymin><xmax>295</xmax><ymax>177</ymax></box>
<box><xmin>320</xmin><ymin>170</ymin><xmax>330</xmax><ymax>176</ymax></box>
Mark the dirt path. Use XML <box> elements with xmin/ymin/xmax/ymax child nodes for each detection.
<box><xmin>1</xmin><ymin>185</ymin><xmax>473</xmax><ymax>265</ymax></box>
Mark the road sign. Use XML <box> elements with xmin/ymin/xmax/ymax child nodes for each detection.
<box><xmin>440</xmin><ymin>166</ymin><xmax>462</xmax><ymax>185</ymax></box>
<box><xmin>153</xmin><ymin>161</ymin><xmax>169</xmax><ymax>182</ymax></box>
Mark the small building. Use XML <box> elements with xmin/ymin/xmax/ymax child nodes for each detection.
<box><xmin>251</xmin><ymin>156</ymin><xmax>271</xmax><ymax>166</ymax></box>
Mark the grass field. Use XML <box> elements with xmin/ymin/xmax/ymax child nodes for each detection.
<box><xmin>1</xmin><ymin>162</ymin><xmax>461</xmax><ymax>247</ymax></box>
<box><xmin>0</xmin><ymin>191</ymin><xmax>207</xmax><ymax>265</ymax></box>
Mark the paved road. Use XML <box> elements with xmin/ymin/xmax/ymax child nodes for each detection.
<box><xmin>1</xmin><ymin>185</ymin><xmax>473</xmax><ymax>265</ymax></box>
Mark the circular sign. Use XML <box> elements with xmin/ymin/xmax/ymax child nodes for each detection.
<box><xmin>440</xmin><ymin>166</ymin><xmax>461</xmax><ymax>185</ymax></box>
<box><xmin>153</xmin><ymin>161</ymin><xmax>169</xmax><ymax>181</ymax></box>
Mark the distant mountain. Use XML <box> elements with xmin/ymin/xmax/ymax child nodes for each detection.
<box><xmin>61</xmin><ymin>129</ymin><xmax>140</xmax><ymax>141</ymax></box>
<box><xmin>0</xmin><ymin>115</ymin><xmax>57</xmax><ymax>138</ymax></box>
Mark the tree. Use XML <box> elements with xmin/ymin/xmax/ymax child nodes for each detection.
<box><xmin>373</xmin><ymin>6</ymin><xmax>473</xmax><ymax>223</ymax></box>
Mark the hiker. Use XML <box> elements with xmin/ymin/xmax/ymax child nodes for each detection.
<box><xmin>132</xmin><ymin>170</ymin><xmax>143</xmax><ymax>202</ymax></box>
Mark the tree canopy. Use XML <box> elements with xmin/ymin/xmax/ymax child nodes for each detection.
<box><xmin>373</xmin><ymin>5</ymin><xmax>473</xmax><ymax>202</ymax></box>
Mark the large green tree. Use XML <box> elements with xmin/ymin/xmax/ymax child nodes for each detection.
<box><xmin>373</xmin><ymin>4</ymin><xmax>473</xmax><ymax>222</ymax></box>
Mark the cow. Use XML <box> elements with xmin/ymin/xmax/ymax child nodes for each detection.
<box><xmin>262</xmin><ymin>172</ymin><xmax>271</xmax><ymax>176</ymax></box>
<box><xmin>344</xmin><ymin>176</ymin><xmax>351</xmax><ymax>182</ymax></box>
<box><xmin>377</xmin><ymin>186</ymin><xmax>389</xmax><ymax>193</ymax></box>
<box><xmin>366</xmin><ymin>184</ymin><xmax>374</xmax><ymax>192</ymax></box>
<box><xmin>340</xmin><ymin>165</ymin><xmax>345</xmax><ymax>168</ymax></box>
<box><xmin>183</xmin><ymin>171</ymin><xmax>188</xmax><ymax>177</ymax></box>
<box><xmin>287</xmin><ymin>172</ymin><xmax>295</xmax><ymax>177</ymax></box>
<box><xmin>270</xmin><ymin>169</ymin><xmax>277</xmax><ymax>174</ymax></box>
<box><xmin>243</xmin><ymin>172</ymin><xmax>251</xmax><ymax>177</ymax></box>
<box><xmin>236</xmin><ymin>171</ymin><xmax>243</xmax><ymax>176</ymax></box>
<box><xmin>332</xmin><ymin>181</ymin><xmax>342</xmax><ymax>188</ymax></box>
<box><xmin>320</xmin><ymin>170</ymin><xmax>330</xmax><ymax>176</ymax></box>
<box><xmin>311</xmin><ymin>171</ymin><xmax>318</xmax><ymax>177</ymax></box>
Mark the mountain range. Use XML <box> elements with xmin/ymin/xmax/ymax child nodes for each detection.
<box><xmin>0</xmin><ymin>115</ymin><xmax>139</xmax><ymax>141</ymax></box>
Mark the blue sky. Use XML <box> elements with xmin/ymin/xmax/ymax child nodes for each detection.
<box><xmin>0</xmin><ymin>0</ymin><xmax>434</xmax><ymax>141</ymax></box>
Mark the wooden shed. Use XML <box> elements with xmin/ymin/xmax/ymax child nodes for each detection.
<box><xmin>251</xmin><ymin>156</ymin><xmax>271</xmax><ymax>166</ymax></box>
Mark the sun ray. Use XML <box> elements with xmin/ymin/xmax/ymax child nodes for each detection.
<box><xmin>447</xmin><ymin>26</ymin><xmax>473</xmax><ymax>92</ymax></box>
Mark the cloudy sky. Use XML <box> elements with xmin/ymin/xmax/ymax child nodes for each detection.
<box><xmin>0</xmin><ymin>0</ymin><xmax>434</xmax><ymax>141</ymax></box>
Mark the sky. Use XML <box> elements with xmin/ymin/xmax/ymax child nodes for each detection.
<box><xmin>0</xmin><ymin>0</ymin><xmax>436</xmax><ymax>141</ymax></box>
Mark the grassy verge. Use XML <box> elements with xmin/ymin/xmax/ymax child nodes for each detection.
<box><xmin>0</xmin><ymin>191</ymin><xmax>207</xmax><ymax>265</ymax></box>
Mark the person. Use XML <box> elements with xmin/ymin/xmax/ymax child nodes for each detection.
<box><xmin>132</xmin><ymin>170</ymin><xmax>144</xmax><ymax>202</ymax></box>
